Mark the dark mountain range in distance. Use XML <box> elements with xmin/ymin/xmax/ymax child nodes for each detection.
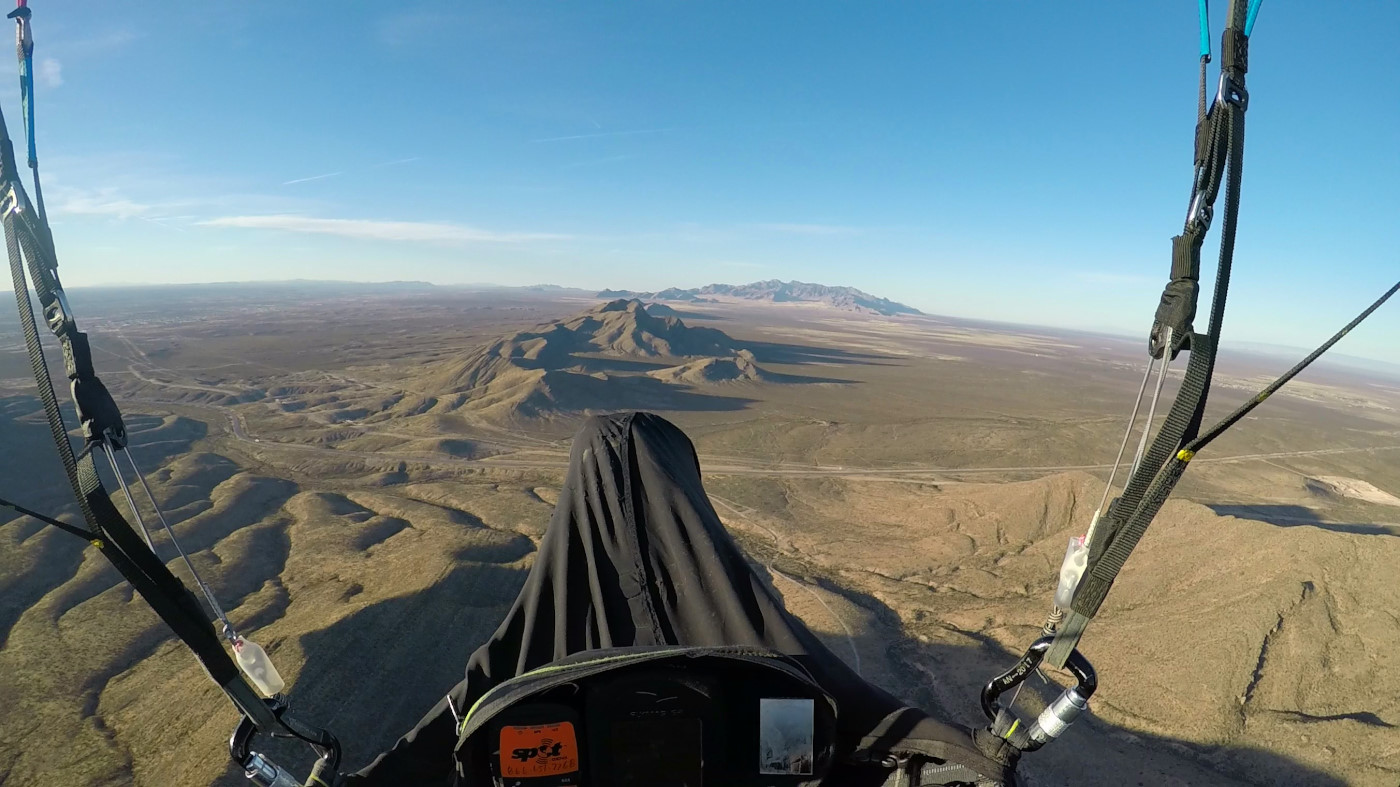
<box><xmin>598</xmin><ymin>280</ymin><xmax>923</xmax><ymax>316</ymax></box>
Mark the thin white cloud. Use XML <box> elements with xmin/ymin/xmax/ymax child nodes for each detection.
<box><xmin>282</xmin><ymin>171</ymin><xmax>343</xmax><ymax>186</ymax></box>
<box><xmin>752</xmin><ymin>223</ymin><xmax>861</xmax><ymax>236</ymax></box>
<box><xmin>378</xmin><ymin>11</ymin><xmax>464</xmax><ymax>47</ymax></box>
<box><xmin>565</xmin><ymin>153</ymin><xmax>641</xmax><ymax>169</ymax></box>
<box><xmin>52</xmin><ymin>187</ymin><xmax>152</xmax><ymax>219</ymax></box>
<box><xmin>51</xmin><ymin>29</ymin><xmax>138</xmax><ymax>60</ymax></box>
<box><xmin>199</xmin><ymin>214</ymin><xmax>569</xmax><ymax>244</ymax></box>
<box><xmin>370</xmin><ymin>157</ymin><xmax>421</xmax><ymax>168</ymax></box>
<box><xmin>38</xmin><ymin>58</ymin><xmax>62</xmax><ymax>88</ymax></box>
<box><xmin>138</xmin><ymin>215</ymin><xmax>187</xmax><ymax>233</ymax></box>
<box><xmin>532</xmin><ymin>128</ymin><xmax>672</xmax><ymax>143</ymax></box>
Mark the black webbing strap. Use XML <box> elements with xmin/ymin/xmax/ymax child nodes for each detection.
<box><xmin>1049</xmin><ymin>14</ymin><xmax>1400</xmax><ymax>671</ymax></box>
<box><xmin>1059</xmin><ymin>276</ymin><xmax>1400</xmax><ymax>662</ymax></box>
<box><xmin>1080</xmin><ymin>100</ymin><xmax>1244</xmax><ymax>610</ymax></box>
<box><xmin>1150</xmin><ymin>53</ymin><xmax>1233</xmax><ymax>362</ymax></box>
<box><xmin>1046</xmin><ymin>3</ymin><xmax>1253</xmax><ymax>668</ymax></box>
<box><xmin>2</xmin><ymin>159</ymin><xmax>281</xmax><ymax>731</ymax></box>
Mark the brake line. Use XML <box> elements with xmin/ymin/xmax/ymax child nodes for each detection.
<box><xmin>1083</xmin><ymin>328</ymin><xmax>1172</xmax><ymax>551</ymax></box>
<box><xmin>118</xmin><ymin>446</ymin><xmax>240</xmax><ymax>641</ymax></box>
<box><xmin>102</xmin><ymin>442</ymin><xmax>156</xmax><ymax>549</ymax></box>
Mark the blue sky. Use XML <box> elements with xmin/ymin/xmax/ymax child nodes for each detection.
<box><xmin>11</xmin><ymin>1</ymin><xmax>1400</xmax><ymax>361</ymax></box>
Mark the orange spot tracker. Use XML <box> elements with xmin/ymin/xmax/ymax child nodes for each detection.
<box><xmin>498</xmin><ymin>721</ymin><xmax>580</xmax><ymax>780</ymax></box>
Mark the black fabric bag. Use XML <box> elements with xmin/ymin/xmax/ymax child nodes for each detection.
<box><xmin>454</xmin><ymin>646</ymin><xmax>841</xmax><ymax>785</ymax></box>
<box><xmin>349</xmin><ymin>412</ymin><xmax>1015</xmax><ymax>786</ymax></box>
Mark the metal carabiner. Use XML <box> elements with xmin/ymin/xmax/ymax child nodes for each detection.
<box><xmin>981</xmin><ymin>637</ymin><xmax>1097</xmax><ymax>752</ymax></box>
<box><xmin>1215</xmin><ymin>71</ymin><xmax>1249</xmax><ymax>111</ymax></box>
<box><xmin>230</xmin><ymin>698</ymin><xmax>342</xmax><ymax>787</ymax></box>
<box><xmin>1185</xmin><ymin>189</ymin><xmax>1214</xmax><ymax>235</ymax></box>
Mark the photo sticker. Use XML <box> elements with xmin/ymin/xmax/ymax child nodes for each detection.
<box><xmin>759</xmin><ymin>698</ymin><xmax>814</xmax><ymax>775</ymax></box>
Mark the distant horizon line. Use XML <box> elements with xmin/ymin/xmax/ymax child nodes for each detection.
<box><xmin>11</xmin><ymin>276</ymin><xmax>1400</xmax><ymax>375</ymax></box>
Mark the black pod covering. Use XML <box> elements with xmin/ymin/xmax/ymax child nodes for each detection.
<box><xmin>350</xmin><ymin>412</ymin><xmax>1014</xmax><ymax>786</ymax></box>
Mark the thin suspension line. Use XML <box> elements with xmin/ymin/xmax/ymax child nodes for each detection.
<box><xmin>122</xmin><ymin>447</ymin><xmax>238</xmax><ymax>640</ymax></box>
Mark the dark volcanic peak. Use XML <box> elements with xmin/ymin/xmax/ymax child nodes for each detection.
<box><xmin>650</xmin><ymin>287</ymin><xmax>702</xmax><ymax>301</ymax></box>
<box><xmin>642</xmin><ymin>302</ymin><xmax>681</xmax><ymax>317</ymax></box>
<box><xmin>420</xmin><ymin>299</ymin><xmax>739</xmax><ymax>395</ymax></box>
<box><xmin>595</xmin><ymin>280</ymin><xmax>920</xmax><ymax>316</ymax></box>
<box><xmin>576</xmin><ymin>299</ymin><xmax>736</xmax><ymax>356</ymax></box>
<box><xmin>648</xmin><ymin>349</ymin><xmax>772</xmax><ymax>384</ymax></box>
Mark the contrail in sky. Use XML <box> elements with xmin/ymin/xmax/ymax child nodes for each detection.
<box><xmin>282</xmin><ymin>171</ymin><xmax>343</xmax><ymax>186</ymax></box>
<box><xmin>531</xmin><ymin>128</ymin><xmax>673</xmax><ymax>143</ymax></box>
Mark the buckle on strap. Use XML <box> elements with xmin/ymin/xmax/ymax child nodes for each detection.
<box><xmin>1216</xmin><ymin>72</ymin><xmax>1249</xmax><ymax>111</ymax></box>
<box><xmin>862</xmin><ymin>753</ymin><xmax>995</xmax><ymax>787</ymax></box>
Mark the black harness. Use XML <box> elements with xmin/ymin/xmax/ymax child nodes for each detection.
<box><xmin>453</xmin><ymin>647</ymin><xmax>1006</xmax><ymax>787</ymax></box>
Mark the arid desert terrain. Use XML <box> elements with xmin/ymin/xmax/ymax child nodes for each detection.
<box><xmin>2</xmin><ymin>282</ymin><xmax>1398</xmax><ymax>786</ymax></box>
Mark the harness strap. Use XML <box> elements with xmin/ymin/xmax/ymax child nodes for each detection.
<box><xmin>1048</xmin><ymin>0</ymin><xmax>1396</xmax><ymax>670</ymax></box>
<box><xmin>1047</xmin><ymin>0</ymin><xmax>1253</xmax><ymax>668</ymax></box>
<box><xmin>1076</xmin><ymin>99</ymin><xmax>1243</xmax><ymax>615</ymax></box>
<box><xmin>876</xmin><ymin>758</ymin><xmax>994</xmax><ymax>786</ymax></box>
<box><xmin>1152</xmin><ymin>46</ymin><xmax>1233</xmax><ymax>361</ymax></box>
<box><xmin>0</xmin><ymin>100</ymin><xmax>283</xmax><ymax>731</ymax></box>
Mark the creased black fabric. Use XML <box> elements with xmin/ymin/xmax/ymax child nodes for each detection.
<box><xmin>350</xmin><ymin>412</ymin><xmax>1010</xmax><ymax>785</ymax></box>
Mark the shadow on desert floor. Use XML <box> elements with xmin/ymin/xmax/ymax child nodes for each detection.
<box><xmin>0</xmin><ymin>398</ymin><xmax>210</xmax><ymax>649</ymax></box>
<box><xmin>541</xmin><ymin>372</ymin><xmax>761</xmax><ymax>413</ymax></box>
<box><xmin>1207</xmin><ymin>503</ymin><xmax>1400</xmax><ymax>537</ymax></box>
<box><xmin>740</xmin><ymin>339</ymin><xmax>901</xmax><ymax>367</ymax></box>
<box><xmin>834</xmin><ymin>606</ymin><xmax>1348</xmax><ymax>786</ymax></box>
<box><xmin>222</xmin><ymin>552</ymin><xmax>1349</xmax><ymax>786</ymax></box>
<box><xmin>659</xmin><ymin>307</ymin><xmax>723</xmax><ymax>321</ymax></box>
<box><xmin>213</xmin><ymin>560</ymin><xmax>531</xmax><ymax>785</ymax></box>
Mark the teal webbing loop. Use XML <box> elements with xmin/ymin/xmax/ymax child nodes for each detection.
<box><xmin>1198</xmin><ymin>0</ymin><xmax>1210</xmax><ymax>58</ymax></box>
<box><xmin>9</xmin><ymin>2</ymin><xmax>44</xmax><ymax>222</ymax></box>
<box><xmin>1244</xmin><ymin>0</ymin><xmax>1263</xmax><ymax>37</ymax></box>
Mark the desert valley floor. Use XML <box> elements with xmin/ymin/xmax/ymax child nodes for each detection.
<box><xmin>2</xmin><ymin>283</ymin><xmax>1398</xmax><ymax>786</ymax></box>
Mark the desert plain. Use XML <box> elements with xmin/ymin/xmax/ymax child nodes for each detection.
<box><xmin>1</xmin><ymin>282</ymin><xmax>1398</xmax><ymax>786</ymax></box>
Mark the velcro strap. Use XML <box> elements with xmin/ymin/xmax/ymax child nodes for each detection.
<box><xmin>1193</xmin><ymin>115</ymin><xmax>1212</xmax><ymax>166</ymax></box>
<box><xmin>1071</xmin><ymin>573</ymin><xmax>1112</xmax><ymax>618</ymax></box>
<box><xmin>1171</xmin><ymin>231</ymin><xmax>1202</xmax><ymax>281</ymax></box>
<box><xmin>63</xmin><ymin>329</ymin><xmax>95</xmax><ymax>379</ymax></box>
<box><xmin>877</xmin><ymin>758</ymin><xmax>998</xmax><ymax>786</ymax></box>
<box><xmin>1221</xmin><ymin>28</ymin><xmax>1248</xmax><ymax>74</ymax></box>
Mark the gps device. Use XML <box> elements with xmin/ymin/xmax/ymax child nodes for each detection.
<box><xmin>585</xmin><ymin>669</ymin><xmax>718</xmax><ymax>787</ymax></box>
<box><xmin>610</xmin><ymin>716</ymin><xmax>703</xmax><ymax>786</ymax></box>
